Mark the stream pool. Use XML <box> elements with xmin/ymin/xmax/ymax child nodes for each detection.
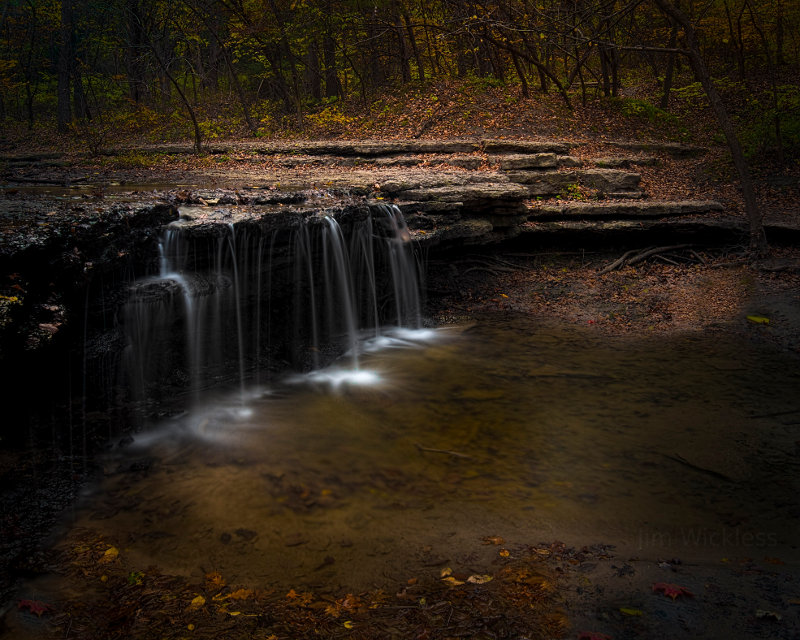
<box><xmin>39</xmin><ymin>314</ymin><xmax>800</xmax><ymax>595</ymax></box>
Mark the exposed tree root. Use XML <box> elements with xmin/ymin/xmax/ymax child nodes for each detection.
<box><xmin>599</xmin><ymin>244</ymin><xmax>692</xmax><ymax>274</ymax></box>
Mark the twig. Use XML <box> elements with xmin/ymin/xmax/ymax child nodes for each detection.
<box><xmin>689</xmin><ymin>249</ymin><xmax>706</xmax><ymax>264</ymax></box>
<box><xmin>598</xmin><ymin>248</ymin><xmax>646</xmax><ymax>275</ymax></box>
<box><xmin>709</xmin><ymin>259</ymin><xmax>749</xmax><ymax>269</ymax></box>
<box><xmin>627</xmin><ymin>244</ymin><xmax>691</xmax><ymax>266</ymax></box>
<box><xmin>505</xmin><ymin>251</ymin><xmax>600</xmax><ymax>257</ymax></box>
<box><xmin>663</xmin><ymin>453</ymin><xmax>732</xmax><ymax>482</ymax></box>
<box><xmin>414</xmin><ymin>443</ymin><xmax>473</xmax><ymax>459</ymax></box>
<box><xmin>467</xmin><ymin>254</ymin><xmax>528</xmax><ymax>270</ymax></box>
<box><xmin>462</xmin><ymin>266</ymin><xmax>504</xmax><ymax>276</ymax></box>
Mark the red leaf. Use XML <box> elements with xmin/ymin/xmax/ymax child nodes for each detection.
<box><xmin>652</xmin><ymin>582</ymin><xmax>693</xmax><ymax>600</ymax></box>
<box><xmin>577</xmin><ymin>633</ymin><xmax>612</xmax><ymax>640</ymax></box>
<box><xmin>17</xmin><ymin>600</ymin><xmax>53</xmax><ymax>616</ymax></box>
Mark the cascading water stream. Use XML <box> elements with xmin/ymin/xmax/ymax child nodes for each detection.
<box><xmin>226</xmin><ymin>223</ymin><xmax>247</xmax><ymax>401</ymax></box>
<box><xmin>121</xmin><ymin>204</ymin><xmax>423</xmax><ymax>412</ymax></box>
<box><xmin>322</xmin><ymin>215</ymin><xmax>360</xmax><ymax>370</ymax></box>
<box><xmin>386</xmin><ymin>205</ymin><xmax>422</xmax><ymax>329</ymax></box>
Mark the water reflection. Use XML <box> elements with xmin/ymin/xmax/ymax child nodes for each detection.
<box><xmin>66</xmin><ymin>315</ymin><xmax>800</xmax><ymax>592</ymax></box>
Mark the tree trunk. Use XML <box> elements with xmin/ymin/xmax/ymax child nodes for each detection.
<box><xmin>401</xmin><ymin>7</ymin><xmax>425</xmax><ymax>82</ymax></box>
<box><xmin>147</xmin><ymin>33</ymin><xmax>203</xmax><ymax>152</ymax></box>
<box><xmin>653</xmin><ymin>0</ymin><xmax>765</xmax><ymax>252</ymax></box>
<box><xmin>660</xmin><ymin>22</ymin><xmax>679</xmax><ymax>109</ymax></box>
<box><xmin>125</xmin><ymin>0</ymin><xmax>146</xmax><ymax>104</ymax></box>
<box><xmin>745</xmin><ymin>0</ymin><xmax>784</xmax><ymax>165</ymax></box>
<box><xmin>511</xmin><ymin>51</ymin><xmax>529</xmax><ymax>98</ymax></box>
<box><xmin>323</xmin><ymin>34</ymin><xmax>340</xmax><ymax>98</ymax></box>
<box><xmin>775</xmin><ymin>0</ymin><xmax>785</xmax><ymax>66</ymax></box>
<box><xmin>57</xmin><ymin>0</ymin><xmax>73</xmax><ymax>132</ymax></box>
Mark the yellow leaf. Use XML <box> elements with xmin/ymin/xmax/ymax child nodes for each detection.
<box><xmin>499</xmin><ymin>549</ymin><xmax>510</xmax><ymax>557</ymax></box>
<box><xmin>467</xmin><ymin>574</ymin><xmax>493</xmax><ymax>584</ymax></box>
<box><xmin>229</xmin><ymin>588</ymin><xmax>253</xmax><ymax>601</ymax></box>
<box><xmin>188</xmin><ymin>595</ymin><xmax>206</xmax><ymax>610</ymax></box>
<box><xmin>440</xmin><ymin>567</ymin><xmax>453</xmax><ymax>578</ymax></box>
<box><xmin>205</xmin><ymin>571</ymin><xmax>226</xmax><ymax>588</ymax></box>
<box><xmin>99</xmin><ymin>547</ymin><xmax>119</xmax><ymax>563</ymax></box>
<box><xmin>620</xmin><ymin>607</ymin><xmax>643</xmax><ymax>616</ymax></box>
<box><xmin>229</xmin><ymin>611</ymin><xmax>241</xmax><ymax>616</ymax></box>
<box><xmin>747</xmin><ymin>315</ymin><xmax>770</xmax><ymax>324</ymax></box>
<box><xmin>441</xmin><ymin>576</ymin><xmax>465</xmax><ymax>586</ymax></box>
<box><xmin>187</xmin><ymin>623</ymin><xmax>195</xmax><ymax>631</ymax></box>
<box><xmin>500</xmin><ymin>293</ymin><xmax>508</xmax><ymax>298</ymax></box>
<box><xmin>343</xmin><ymin>620</ymin><xmax>354</xmax><ymax>629</ymax></box>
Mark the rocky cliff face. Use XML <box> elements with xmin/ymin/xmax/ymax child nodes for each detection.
<box><xmin>3</xmin><ymin>137</ymin><xmax>772</xmax><ymax>443</ymax></box>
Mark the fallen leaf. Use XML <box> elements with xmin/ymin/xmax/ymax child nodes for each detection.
<box><xmin>205</xmin><ymin>571</ymin><xmax>226</xmax><ymax>588</ymax></box>
<box><xmin>229</xmin><ymin>588</ymin><xmax>253</xmax><ymax>601</ymax></box>
<box><xmin>652</xmin><ymin>583</ymin><xmax>693</xmax><ymax>600</ymax></box>
<box><xmin>441</xmin><ymin>576</ymin><xmax>465</xmax><ymax>586</ymax></box>
<box><xmin>481</xmin><ymin>536</ymin><xmax>504</xmax><ymax>545</ymax></box>
<box><xmin>755</xmin><ymin>609</ymin><xmax>782</xmax><ymax>621</ymax></box>
<box><xmin>746</xmin><ymin>315</ymin><xmax>770</xmax><ymax>325</ymax></box>
<box><xmin>440</xmin><ymin>567</ymin><xmax>453</xmax><ymax>578</ymax></box>
<box><xmin>188</xmin><ymin>595</ymin><xmax>206</xmax><ymax>610</ymax></box>
<box><xmin>127</xmin><ymin>570</ymin><xmax>144</xmax><ymax>585</ymax></box>
<box><xmin>17</xmin><ymin>600</ymin><xmax>53</xmax><ymax>616</ymax></box>
<box><xmin>343</xmin><ymin>620</ymin><xmax>354</xmax><ymax>629</ymax></box>
<box><xmin>467</xmin><ymin>574</ymin><xmax>493</xmax><ymax>584</ymax></box>
<box><xmin>619</xmin><ymin>607</ymin><xmax>643</xmax><ymax>616</ymax></box>
<box><xmin>99</xmin><ymin>546</ymin><xmax>119</xmax><ymax>563</ymax></box>
<box><xmin>499</xmin><ymin>549</ymin><xmax>510</xmax><ymax>557</ymax></box>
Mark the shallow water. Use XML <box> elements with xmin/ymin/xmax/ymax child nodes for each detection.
<box><xmin>57</xmin><ymin>315</ymin><xmax>800</xmax><ymax>593</ymax></box>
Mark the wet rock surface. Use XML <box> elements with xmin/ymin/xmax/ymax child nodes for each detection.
<box><xmin>4</xmin><ymin>137</ymin><xmax>798</xmax><ymax>409</ymax></box>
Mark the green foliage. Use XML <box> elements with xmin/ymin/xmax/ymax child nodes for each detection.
<box><xmin>103</xmin><ymin>151</ymin><xmax>168</xmax><ymax>169</ymax></box>
<box><xmin>738</xmin><ymin>85</ymin><xmax>800</xmax><ymax>160</ymax></box>
<box><xmin>198</xmin><ymin>119</ymin><xmax>228</xmax><ymax>140</ymax></box>
<box><xmin>305</xmin><ymin>105</ymin><xmax>354</xmax><ymax>130</ymax></box>
<box><xmin>465</xmin><ymin>73</ymin><xmax>506</xmax><ymax>92</ymax></box>
<box><xmin>610</xmin><ymin>97</ymin><xmax>677</xmax><ymax>124</ymax></box>
<box><xmin>557</xmin><ymin>183</ymin><xmax>583</xmax><ymax>200</ymax></box>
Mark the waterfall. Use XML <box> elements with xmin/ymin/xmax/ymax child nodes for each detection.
<box><xmin>121</xmin><ymin>204</ymin><xmax>422</xmax><ymax>410</ymax></box>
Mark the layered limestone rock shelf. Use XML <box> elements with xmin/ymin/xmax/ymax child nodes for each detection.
<box><xmin>5</xmin><ymin>137</ymin><xmax>797</xmax><ymax>433</ymax></box>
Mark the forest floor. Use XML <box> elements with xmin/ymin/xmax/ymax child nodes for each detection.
<box><xmin>2</xmin><ymin>80</ymin><xmax>800</xmax><ymax>639</ymax></box>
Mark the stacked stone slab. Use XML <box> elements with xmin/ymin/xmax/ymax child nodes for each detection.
<box><xmin>130</xmin><ymin>139</ymin><xmax>739</xmax><ymax>247</ymax></box>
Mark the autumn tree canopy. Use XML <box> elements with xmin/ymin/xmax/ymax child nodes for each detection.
<box><xmin>1</xmin><ymin>0</ymin><xmax>798</xmax><ymax>161</ymax></box>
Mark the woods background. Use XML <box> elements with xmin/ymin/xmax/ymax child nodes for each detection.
<box><xmin>0</xmin><ymin>0</ymin><xmax>798</xmax><ymax>167</ymax></box>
